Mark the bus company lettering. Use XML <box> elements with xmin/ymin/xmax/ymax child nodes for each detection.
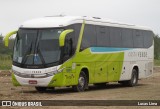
<box><xmin>128</xmin><ymin>52</ymin><xmax>147</xmax><ymax>58</ymax></box>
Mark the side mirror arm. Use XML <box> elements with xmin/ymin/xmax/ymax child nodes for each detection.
<box><xmin>4</xmin><ymin>30</ymin><xmax>17</xmax><ymax>47</ymax></box>
<box><xmin>59</xmin><ymin>29</ymin><xmax>74</xmax><ymax>47</ymax></box>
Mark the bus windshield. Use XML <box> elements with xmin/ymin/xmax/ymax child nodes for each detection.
<box><xmin>13</xmin><ymin>28</ymin><xmax>64</xmax><ymax>68</ymax></box>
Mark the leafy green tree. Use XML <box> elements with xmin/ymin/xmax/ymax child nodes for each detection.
<box><xmin>154</xmin><ymin>35</ymin><xmax>160</xmax><ymax>59</ymax></box>
<box><xmin>0</xmin><ymin>35</ymin><xmax>12</xmax><ymax>55</ymax></box>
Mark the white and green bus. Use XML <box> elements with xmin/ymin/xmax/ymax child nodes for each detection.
<box><xmin>4</xmin><ymin>16</ymin><xmax>154</xmax><ymax>92</ymax></box>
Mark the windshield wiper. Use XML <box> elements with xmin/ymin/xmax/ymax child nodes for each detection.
<box><xmin>36</xmin><ymin>41</ymin><xmax>46</xmax><ymax>67</ymax></box>
<box><xmin>21</xmin><ymin>41</ymin><xmax>33</xmax><ymax>65</ymax></box>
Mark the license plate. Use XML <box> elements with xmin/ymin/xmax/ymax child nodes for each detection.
<box><xmin>29</xmin><ymin>80</ymin><xmax>37</xmax><ymax>84</ymax></box>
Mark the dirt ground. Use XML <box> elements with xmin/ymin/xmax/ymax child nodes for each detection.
<box><xmin>0</xmin><ymin>67</ymin><xmax>160</xmax><ymax>109</ymax></box>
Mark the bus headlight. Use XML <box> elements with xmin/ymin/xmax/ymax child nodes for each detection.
<box><xmin>57</xmin><ymin>67</ymin><xmax>65</xmax><ymax>73</ymax></box>
<box><xmin>46</xmin><ymin>72</ymin><xmax>54</xmax><ymax>76</ymax></box>
<box><xmin>12</xmin><ymin>70</ymin><xmax>20</xmax><ymax>75</ymax></box>
<box><xmin>48</xmin><ymin>67</ymin><xmax>65</xmax><ymax>75</ymax></box>
<box><xmin>46</xmin><ymin>67</ymin><xmax>65</xmax><ymax>76</ymax></box>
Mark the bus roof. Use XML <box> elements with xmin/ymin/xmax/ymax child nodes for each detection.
<box><xmin>21</xmin><ymin>15</ymin><xmax>152</xmax><ymax>31</ymax></box>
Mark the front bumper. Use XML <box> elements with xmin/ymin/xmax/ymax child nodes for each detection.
<box><xmin>12</xmin><ymin>73</ymin><xmax>54</xmax><ymax>86</ymax></box>
<box><xmin>12</xmin><ymin>65</ymin><xmax>61</xmax><ymax>87</ymax></box>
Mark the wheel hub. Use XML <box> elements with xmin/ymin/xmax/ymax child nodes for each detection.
<box><xmin>79</xmin><ymin>77</ymin><xmax>85</xmax><ymax>87</ymax></box>
<box><xmin>133</xmin><ymin>74</ymin><xmax>137</xmax><ymax>84</ymax></box>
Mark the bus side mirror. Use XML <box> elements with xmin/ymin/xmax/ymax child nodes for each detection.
<box><xmin>4</xmin><ymin>30</ymin><xmax>17</xmax><ymax>47</ymax></box>
<box><xmin>59</xmin><ymin>29</ymin><xmax>74</xmax><ymax>47</ymax></box>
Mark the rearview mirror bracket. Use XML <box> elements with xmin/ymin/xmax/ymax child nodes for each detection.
<box><xmin>59</xmin><ymin>29</ymin><xmax>74</xmax><ymax>47</ymax></box>
<box><xmin>4</xmin><ymin>30</ymin><xmax>17</xmax><ymax>47</ymax></box>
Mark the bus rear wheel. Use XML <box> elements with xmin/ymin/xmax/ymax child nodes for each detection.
<box><xmin>35</xmin><ymin>86</ymin><xmax>47</xmax><ymax>92</ymax></box>
<box><xmin>128</xmin><ymin>69</ymin><xmax>138</xmax><ymax>87</ymax></box>
<box><xmin>119</xmin><ymin>69</ymin><xmax>138</xmax><ymax>87</ymax></box>
<box><xmin>72</xmin><ymin>71</ymin><xmax>88</xmax><ymax>92</ymax></box>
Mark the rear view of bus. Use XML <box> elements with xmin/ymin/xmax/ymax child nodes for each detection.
<box><xmin>4</xmin><ymin>15</ymin><xmax>154</xmax><ymax>92</ymax></box>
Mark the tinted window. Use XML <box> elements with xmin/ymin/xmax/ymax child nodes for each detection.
<box><xmin>110</xmin><ymin>27</ymin><xmax>122</xmax><ymax>47</ymax></box>
<box><xmin>133</xmin><ymin>30</ymin><xmax>144</xmax><ymax>48</ymax></box>
<box><xmin>74</xmin><ymin>24</ymin><xmax>81</xmax><ymax>49</ymax></box>
<box><xmin>65</xmin><ymin>24</ymin><xmax>81</xmax><ymax>54</ymax></box>
<box><xmin>122</xmin><ymin>29</ymin><xmax>133</xmax><ymax>48</ymax></box>
<box><xmin>143</xmin><ymin>31</ymin><xmax>153</xmax><ymax>48</ymax></box>
<box><xmin>81</xmin><ymin>24</ymin><xmax>96</xmax><ymax>50</ymax></box>
<box><xmin>96</xmin><ymin>26</ymin><xmax>110</xmax><ymax>47</ymax></box>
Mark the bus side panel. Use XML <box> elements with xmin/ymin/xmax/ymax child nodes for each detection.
<box><xmin>94</xmin><ymin>62</ymin><xmax>107</xmax><ymax>83</ymax></box>
<box><xmin>119</xmin><ymin>46</ymin><xmax>154</xmax><ymax>81</ymax></box>
<box><xmin>73</xmin><ymin>48</ymin><xmax>125</xmax><ymax>84</ymax></box>
<box><xmin>119</xmin><ymin>61</ymin><xmax>132</xmax><ymax>81</ymax></box>
<box><xmin>107</xmin><ymin>61</ymin><xmax>124</xmax><ymax>82</ymax></box>
<box><xmin>107</xmin><ymin>62</ymin><xmax>119</xmax><ymax>82</ymax></box>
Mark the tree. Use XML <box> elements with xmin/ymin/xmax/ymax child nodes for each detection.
<box><xmin>0</xmin><ymin>35</ymin><xmax>12</xmax><ymax>55</ymax></box>
<box><xmin>154</xmin><ymin>35</ymin><xmax>160</xmax><ymax>59</ymax></box>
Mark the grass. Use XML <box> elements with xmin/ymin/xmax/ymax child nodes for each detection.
<box><xmin>154</xmin><ymin>59</ymin><xmax>160</xmax><ymax>66</ymax></box>
<box><xmin>0</xmin><ymin>54</ymin><xmax>12</xmax><ymax>70</ymax></box>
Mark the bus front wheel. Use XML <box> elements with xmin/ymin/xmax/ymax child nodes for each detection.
<box><xmin>72</xmin><ymin>71</ymin><xmax>88</xmax><ymax>92</ymax></box>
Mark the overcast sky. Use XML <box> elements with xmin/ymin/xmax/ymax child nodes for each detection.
<box><xmin>0</xmin><ymin>0</ymin><xmax>160</xmax><ymax>36</ymax></box>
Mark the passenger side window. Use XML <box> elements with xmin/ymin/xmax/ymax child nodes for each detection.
<box><xmin>81</xmin><ymin>24</ymin><xmax>96</xmax><ymax>50</ymax></box>
<box><xmin>133</xmin><ymin>30</ymin><xmax>144</xmax><ymax>48</ymax></box>
<box><xmin>64</xmin><ymin>38</ymin><xmax>72</xmax><ymax>57</ymax></box>
<box><xmin>65</xmin><ymin>24</ymin><xmax>81</xmax><ymax>54</ymax></box>
<box><xmin>74</xmin><ymin>24</ymin><xmax>81</xmax><ymax>51</ymax></box>
<box><xmin>143</xmin><ymin>31</ymin><xmax>153</xmax><ymax>48</ymax></box>
<box><xmin>122</xmin><ymin>29</ymin><xmax>133</xmax><ymax>48</ymax></box>
<box><xmin>96</xmin><ymin>26</ymin><xmax>110</xmax><ymax>47</ymax></box>
<box><xmin>110</xmin><ymin>27</ymin><xmax>122</xmax><ymax>47</ymax></box>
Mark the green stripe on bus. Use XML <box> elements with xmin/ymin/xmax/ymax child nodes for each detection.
<box><xmin>12</xmin><ymin>73</ymin><xmax>21</xmax><ymax>86</ymax></box>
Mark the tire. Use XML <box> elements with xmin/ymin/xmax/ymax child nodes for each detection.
<box><xmin>128</xmin><ymin>69</ymin><xmax>138</xmax><ymax>87</ymax></box>
<box><xmin>72</xmin><ymin>71</ymin><xmax>88</xmax><ymax>92</ymax></box>
<box><xmin>120</xmin><ymin>69</ymin><xmax>138</xmax><ymax>87</ymax></box>
<box><xmin>35</xmin><ymin>87</ymin><xmax>47</xmax><ymax>92</ymax></box>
